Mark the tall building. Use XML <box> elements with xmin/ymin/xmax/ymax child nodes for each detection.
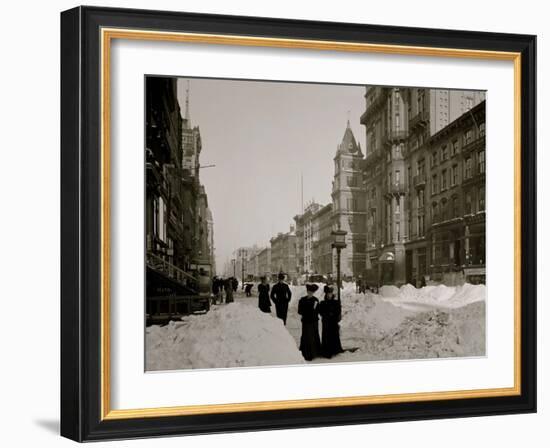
<box><xmin>361</xmin><ymin>87</ymin><xmax>409</xmax><ymax>285</ymax></box>
<box><xmin>424</xmin><ymin>101</ymin><xmax>486</xmax><ymax>284</ymax></box>
<box><xmin>195</xmin><ymin>185</ymin><xmax>214</xmax><ymax>275</ymax></box>
<box><xmin>331</xmin><ymin>121</ymin><xmax>367</xmax><ymax>278</ymax></box>
<box><xmin>361</xmin><ymin>85</ymin><xmax>486</xmax><ymax>286</ymax></box>
<box><xmin>181</xmin><ymin>81</ymin><xmax>202</xmax><ymax>177</ymax></box>
<box><xmin>180</xmin><ymin>83</ymin><xmax>214</xmax><ymax>276</ymax></box>
<box><xmin>145</xmin><ymin>77</ymin><xmax>215</xmax><ymax>305</ymax></box>
<box><xmin>426</xmin><ymin>89</ymin><xmax>486</xmax><ymax>136</ymax></box>
<box><xmin>145</xmin><ymin>77</ymin><xmax>190</xmax><ymax>298</ymax></box>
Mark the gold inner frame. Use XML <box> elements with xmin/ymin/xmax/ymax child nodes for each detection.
<box><xmin>100</xmin><ymin>28</ymin><xmax>522</xmax><ymax>421</ymax></box>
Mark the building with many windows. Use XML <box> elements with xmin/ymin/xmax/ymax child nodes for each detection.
<box><xmin>361</xmin><ymin>86</ymin><xmax>410</xmax><ymax>285</ymax></box>
<box><xmin>231</xmin><ymin>246</ymin><xmax>259</xmax><ymax>282</ymax></box>
<box><xmin>294</xmin><ymin>202</ymin><xmax>322</xmax><ymax>277</ymax></box>
<box><xmin>361</xmin><ymin>86</ymin><xmax>485</xmax><ymax>286</ymax></box>
<box><xmin>425</xmin><ymin>101</ymin><xmax>486</xmax><ymax>284</ymax></box>
<box><xmin>270</xmin><ymin>227</ymin><xmax>298</xmax><ymax>282</ymax></box>
<box><xmin>311</xmin><ymin>203</ymin><xmax>334</xmax><ymax>278</ymax></box>
<box><xmin>257</xmin><ymin>247</ymin><xmax>272</xmax><ymax>279</ymax></box>
<box><xmin>227</xmin><ymin>87</ymin><xmax>485</xmax><ymax>288</ymax></box>
<box><xmin>145</xmin><ymin>77</ymin><xmax>215</xmax><ymax>304</ymax></box>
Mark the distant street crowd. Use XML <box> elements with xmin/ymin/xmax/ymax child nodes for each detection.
<box><xmin>210</xmin><ymin>276</ymin><xmax>239</xmax><ymax>304</ymax></box>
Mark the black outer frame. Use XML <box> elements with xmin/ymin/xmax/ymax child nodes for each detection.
<box><xmin>60</xmin><ymin>6</ymin><xmax>537</xmax><ymax>442</ymax></box>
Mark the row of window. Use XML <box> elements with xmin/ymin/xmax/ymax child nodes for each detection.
<box><xmin>429</xmin><ymin>149</ymin><xmax>485</xmax><ymax>195</ymax></box>
<box><xmin>431</xmin><ymin>123</ymin><xmax>485</xmax><ymax>167</ymax></box>
<box><xmin>429</xmin><ymin>187</ymin><xmax>485</xmax><ymax>224</ymax></box>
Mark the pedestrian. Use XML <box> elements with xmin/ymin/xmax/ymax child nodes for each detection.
<box><xmin>318</xmin><ymin>285</ymin><xmax>344</xmax><ymax>358</ymax></box>
<box><xmin>257</xmin><ymin>276</ymin><xmax>271</xmax><ymax>313</ymax></box>
<box><xmin>211</xmin><ymin>276</ymin><xmax>220</xmax><ymax>305</ymax></box>
<box><xmin>224</xmin><ymin>277</ymin><xmax>234</xmax><ymax>303</ymax></box>
<box><xmin>298</xmin><ymin>283</ymin><xmax>321</xmax><ymax>361</ymax></box>
<box><xmin>232</xmin><ymin>277</ymin><xmax>238</xmax><ymax>292</ymax></box>
<box><xmin>270</xmin><ymin>272</ymin><xmax>292</xmax><ymax>325</ymax></box>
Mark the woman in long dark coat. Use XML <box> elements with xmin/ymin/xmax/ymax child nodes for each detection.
<box><xmin>297</xmin><ymin>283</ymin><xmax>321</xmax><ymax>361</ymax></box>
<box><xmin>257</xmin><ymin>277</ymin><xmax>271</xmax><ymax>313</ymax></box>
<box><xmin>318</xmin><ymin>285</ymin><xmax>344</xmax><ymax>358</ymax></box>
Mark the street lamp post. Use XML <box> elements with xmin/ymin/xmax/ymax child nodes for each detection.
<box><xmin>231</xmin><ymin>258</ymin><xmax>236</xmax><ymax>278</ymax></box>
<box><xmin>331</xmin><ymin>225</ymin><xmax>348</xmax><ymax>302</ymax></box>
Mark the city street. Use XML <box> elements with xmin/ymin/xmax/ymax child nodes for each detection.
<box><xmin>146</xmin><ymin>281</ymin><xmax>486</xmax><ymax>371</ymax></box>
<box><xmin>234</xmin><ymin>289</ymin><xmax>362</xmax><ymax>364</ymax></box>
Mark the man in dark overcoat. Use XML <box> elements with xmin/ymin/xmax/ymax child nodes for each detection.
<box><xmin>270</xmin><ymin>272</ymin><xmax>292</xmax><ymax>325</ymax></box>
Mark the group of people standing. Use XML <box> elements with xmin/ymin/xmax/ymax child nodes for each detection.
<box><xmin>298</xmin><ymin>283</ymin><xmax>343</xmax><ymax>361</ymax></box>
<box><xmin>211</xmin><ymin>276</ymin><xmax>238</xmax><ymax>304</ymax></box>
<box><xmin>257</xmin><ymin>273</ymin><xmax>344</xmax><ymax>361</ymax></box>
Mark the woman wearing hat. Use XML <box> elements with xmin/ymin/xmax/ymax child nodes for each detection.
<box><xmin>297</xmin><ymin>283</ymin><xmax>321</xmax><ymax>361</ymax></box>
<box><xmin>257</xmin><ymin>276</ymin><xmax>271</xmax><ymax>313</ymax></box>
<box><xmin>318</xmin><ymin>284</ymin><xmax>344</xmax><ymax>358</ymax></box>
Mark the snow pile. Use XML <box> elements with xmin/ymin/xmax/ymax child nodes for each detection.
<box><xmin>380</xmin><ymin>283</ymin><xmax>486</xmax><ymax>310</ymax></box>
<box><xmin>379</xmin><ymin>285</ymin><xmax>401</xmax><ymax>298</ymax></box>
<box><xmin>341</xmin><ymin>293</ymin><xmax>414</xmax><ymax>340</ymax></box>
<box><xmin>368</xmin><ymin>302</ymin><xmax>486</xmax><ymax>360</ymax></box>
<box><xmin>335</xmin><ymin>283</ymin><xmax>485</xmax><ymax>361</ymax></box>
<box><xmin>146</xmin><ymin>303</ymin><xmax>305</xmax><ymax>371</ymax></box>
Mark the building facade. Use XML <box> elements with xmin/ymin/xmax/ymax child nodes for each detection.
<box><xmin>361</xmin><ymin>86</ymin><xmax>410</xmax><ymax>285</ymax></box>
<box><xmin>424</xmin><ymin>101</ymin><xmax>486</xmax><ymax>284</ymax></box>
<box><xmin>257</xmin><ymin>247</ymin><xmax>272</xmax><ymax>279</ymax></box>
<box><xmin>294</xmin><ymin>202</ymin><xmax>322</xmax><ymax>277</ymax></box>
<box><xmin>232</xmin><ymin>247</ymin><xmax>253</xmax><ymax>282</ymax></box>
<box><xmin>361</xmin><ymin>85</ymin><xmax>486</xmax><ymax>286</ymax></box>
<box><xmin>270</xmin><ymin>227</ymin><xmax>298</xmax><ymax>282</ymax></box>
<box><xmin>145</xmin><ymin>77</ymin><xmax>214</xmax><ymax>302</ymax></box>
<box><xmin>311</xmin><ymin>204</ymin><xmax>334</xmax><ymax>277</ymax></box>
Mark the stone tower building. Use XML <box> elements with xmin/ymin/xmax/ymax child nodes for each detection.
<box><xmin>331</xmin><ymin>121</ymin><xmax>367</xmax><ymax>278</ymax></box>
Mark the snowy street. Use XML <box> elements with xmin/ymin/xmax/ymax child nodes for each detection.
<box><xmin>146</xmin><ymin>282</ymin><xmax>486</xmax><ymax>371</ymax></box>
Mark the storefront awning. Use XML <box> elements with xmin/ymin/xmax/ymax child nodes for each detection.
<box><xmin>378</xmin><ymin>251</ymin><xmax>395</xmax><ymax>263</ymax></box>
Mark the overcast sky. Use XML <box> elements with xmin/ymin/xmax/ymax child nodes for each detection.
<box><xmin>176</xmin><ymin>77</ymin><xmax>366</xmax><ymax>272</ymax></box>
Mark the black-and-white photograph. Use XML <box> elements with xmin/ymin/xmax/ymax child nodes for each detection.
<box><xmin>144</xmin><ymin>76</ymin><xmax>487</xmax><ymax>371</ymax></box>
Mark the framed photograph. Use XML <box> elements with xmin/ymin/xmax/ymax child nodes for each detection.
<box><xmin>60</xmin><ymin>6</ymin><xmax>536</xmax><ymax>441</ymax></box>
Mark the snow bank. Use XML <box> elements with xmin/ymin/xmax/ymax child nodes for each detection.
<box><xmin>333</xmin><ymin>283</ymin><xmax>485</xmax><ymax>361</ymax></box>
<box><xmin>341</xmin><ymin>293</ymin><xmax>414</xmax><ymax>340</ymax></box>
<box><xmin>379</xmin><ymin>285</ymin><xmax>401</xmax><ymax>298</ymax></box>
<box><xmin>380</xmin><ymin>283</ymin><xmax>486</xmax><ymax>310</ymax></box>
<box><xmin>146</xmin><ymin>303</ymin><xmax>305</xmax><ymax>371</ymax></box>
<box><xmin>368</xmin><ymin>302</ymin><xmax>486</xmax><ymax>360</ymax></box>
